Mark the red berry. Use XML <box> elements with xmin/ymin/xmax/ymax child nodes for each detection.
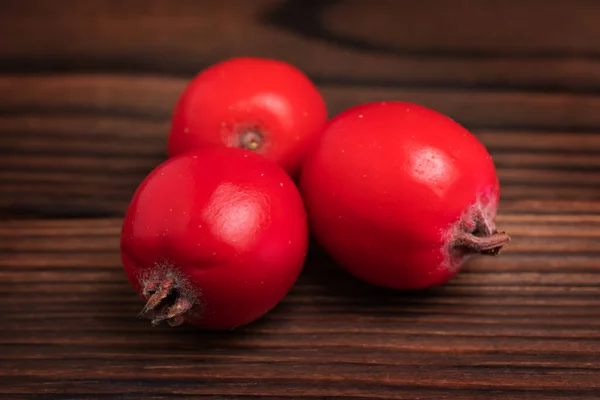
<box><xmin>121</xmin><ymin>147</ymin><xmax>308</xmax><ymax>329</ymax></box>
<box><xmin>300</xmin><ymin>101</ymin><xmax>510</xmax><ymax>290</ymax></box>
<box><xmin>168</xmin><ymin>57</ymin><xmax>327</xmax><ymax>176</ymax></box>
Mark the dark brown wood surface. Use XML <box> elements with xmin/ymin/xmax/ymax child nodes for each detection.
<box><xmin>1</xmin><ymin>1</ymin><xmax>599</xmax><ymax>399</ymax></box>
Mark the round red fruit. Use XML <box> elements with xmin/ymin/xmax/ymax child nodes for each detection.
<box><xmin>168</xmin><ymin>57</ymin><xmax>327</xmax><ymax>176</ymax></box>
<box><xmin>300</xmin><ymin>101</ymin><xmax>510</xmax><ymax>290</ymax></box>
<box><xmin>121</xmin><ymin>147</ymin><xmax>308</xmax><ymax>329</ymax></box>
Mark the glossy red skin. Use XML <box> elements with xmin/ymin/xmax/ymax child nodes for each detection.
<box><xmin>300</xmin><ymin>101</ymin><xmax>500</xmax><ymax>289</ymax></box>
<box><xmin>168</xmin><ymin>57</ymin><xmax>327</xmax><ymax>176</ymax></box>
<box><xmin>121</xmin><ymin>147</ymin><xmax>308</xmax><ymax>330</ymax></box>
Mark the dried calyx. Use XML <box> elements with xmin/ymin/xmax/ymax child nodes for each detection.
<box><xmin>138</xmin><ymin>268</ymin><xmax>198</xmax><ymax>327</ymax></box>
<box><xmin>238</xmin><ymin>130</ymin><xmax>263</xmax><ymax>151</ymax></box>
<box><xmin>451</xmin><ymin>204</ymin><xmax>510</xmax><ymax>257</ymax></box>
<box><xmin>453</xmin><ymin>228</ymin><xmax>510</xmax><ymax>256</ymax></box>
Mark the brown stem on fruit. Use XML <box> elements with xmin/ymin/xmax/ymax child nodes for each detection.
<box><xmin>452</xmin><ymin>230</ymin><xmax>511</xmax><ymax>256</ymax></box>
<box><xmin>167</xmin><ymin>315</ymin><xmax>186</xmax><ymax>327</ymax></box>
<box><xmin>137</xmin><ymin>268</ymin><xmax>198</xmax><ymax>327</ymax></box>
<box><xmin>149</xmin><ymin>298</ymin><xmax>194</xmax><ymax>326</ymax></box>
<box><xmin>449</xmin><ymin>199</ymin><xmax>511</xmax><ymax>258</ymax></box>
<box><xmin>238</xmin><ymin>130</ymin><xmax>263</xmax><ymax>151</ymax></box>
<box><xmin>138</xmin><ymin>276</ymin><xmax>175</xmax><ymax>318</ymax></box>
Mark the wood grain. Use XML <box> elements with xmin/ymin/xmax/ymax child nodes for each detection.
<box><xmin>1</xmin><ymin>218</ymin><xmax>600</xmax><ymax>399</ymax></box>
<box><xmin>2</xmin><ymin>0</ymin><xmax>600</xmax><ymax>398</ymax></box>
<box><xmin>2</xmin><ymin>74</ymin><xmax>600</xmax><ymax>217</ymax></box>
<box><xmin>3</xmin><ymin>0</ymin><xmax>600</xmax><ymax>92</ymax></box>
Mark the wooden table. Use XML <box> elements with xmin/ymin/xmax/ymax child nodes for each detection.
<box><xmin>2</xmin><ymin>1</ymin><xmax>599</xmax><ymax>399</ymax></box>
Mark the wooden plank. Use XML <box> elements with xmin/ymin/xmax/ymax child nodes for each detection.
<box><xmin>1</xmin><ymin>2</ymin><xmax>599</xmax><ymax>399</ymax></box>
<box><xmin>2</xmin><ymin>73</ymin><xmax>600</xmax><ymax>217</ymax></box>
<box><xmin>4</xmin><ymin>74</ymin><xmax>600</xmax><ymax>129</ymax></box>
<box><xmin>0</xmin><ymin>218</ymin><xmax>599</xmax><ymax>399</ymax></box>
<box><xmin>2</xmin><ymin>0</ymin><xmax>600</xmax><ymax>93</ymax></box>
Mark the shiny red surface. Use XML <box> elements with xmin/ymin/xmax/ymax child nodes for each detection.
<box><xmin>168</xmin><ymin>57</ymin><xmax>327</xmax><ymax>176</ymax></box>
<box><xmin>121</xmin><ymin>147</ymin><xmax>308</xmax><ymax>329</ymax></box>
<box><xmin>300</xmin><ymin>101</ymin><xmax>500</xmax><ymax>289</ymax></box>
